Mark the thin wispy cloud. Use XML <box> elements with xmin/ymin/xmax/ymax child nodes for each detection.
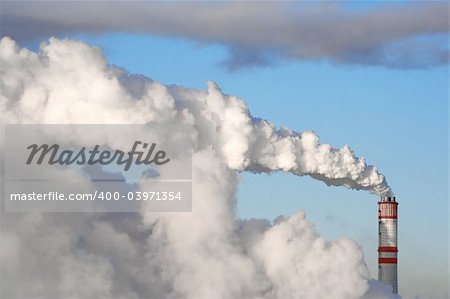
<box><xmin>1</xmin><ymin>1</ymin><xmax>448</xmax><ymax>69</ymax></box>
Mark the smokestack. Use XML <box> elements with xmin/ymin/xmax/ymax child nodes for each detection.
<box><xmin>378</xmin><ymin>196</ymin><xmax>398</xmax><ymax>294</ymax></box>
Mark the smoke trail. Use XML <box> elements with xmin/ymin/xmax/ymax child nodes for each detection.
<box><xmin>0</xmin><ymin>37</ymin><xmax>397</xmax><ymax>299</ymax></box>
<box><xmin>196</xmin><ymin>81</ymin><xmax>392</xmax><ymax>196</ymax></box>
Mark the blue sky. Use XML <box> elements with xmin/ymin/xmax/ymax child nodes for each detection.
<box><xmin>45</xmin><ymin>32</ymin><xmax>448</xmax><ymax>298</ymax></box>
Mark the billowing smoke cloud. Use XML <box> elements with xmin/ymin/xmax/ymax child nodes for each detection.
<box><xmin>0</xmin><ymin>37</ymin><xmax>397</xmax><ymax>298</ymax></box>
<box><xmin>1</xmin><ymin>1</ymin><xmax>448</xmax><ymax>69</ymax></box>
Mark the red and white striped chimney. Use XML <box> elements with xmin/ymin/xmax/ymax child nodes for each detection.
<box><xmin>378</xmin><ymin>196</ymin><xmax>398</xmax><ymax>293</ymax></box>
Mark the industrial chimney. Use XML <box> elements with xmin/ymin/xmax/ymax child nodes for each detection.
<box><xmin>378</xmin><ymin>196</ymin><xmax>398</xmax><ymax>294</ymax></box>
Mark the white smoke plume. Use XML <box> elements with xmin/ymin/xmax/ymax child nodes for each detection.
<box><xmin>0</xmin><ymin>37</ymin><xmax>398</xmax><ymax>299</ymax></box>
<box><xmin>206</xmin><ymin>86</ymin><xmax>392</xmax><ymax>196</ymax></box>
